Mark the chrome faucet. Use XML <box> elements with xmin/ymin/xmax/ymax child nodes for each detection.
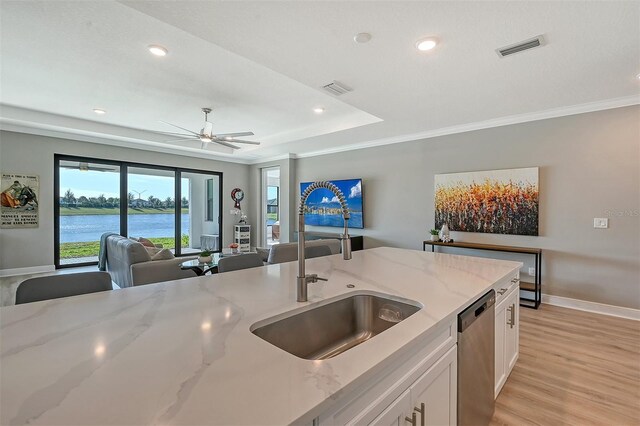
<box><xmin>297</xmin><ymin>181</ymin><xmax>352</xmax><ymax>302</ymax></box>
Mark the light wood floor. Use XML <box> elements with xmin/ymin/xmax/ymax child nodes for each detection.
<box><xmin>491</xmin><ymin>304</ymin><xmax>640</xmax><ymax>425</ymax></box>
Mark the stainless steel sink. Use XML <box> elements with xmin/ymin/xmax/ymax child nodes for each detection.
<box><xmin>250</xmin><ymin>293</ymin><xmax>421</xmax><ymax>360</ymax></box>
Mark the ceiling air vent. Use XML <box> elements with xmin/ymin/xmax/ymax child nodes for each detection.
<box><xmin>496</xmin><ymin>35</ymin><xmax>545</xmax><ymax>58</ymax></box>
<box><xmin>322</xmin><ymin>81</ymin><xmax>353</xmax><ymax>96</ymax></box>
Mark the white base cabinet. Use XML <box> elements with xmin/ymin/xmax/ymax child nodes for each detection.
<box><xmin>316</xmin><ymin>321</ymin><xmax>457</xmax><ymax>426</ymax></box>
<box><xmin>366</xmin><ymin>347</ymin><xmax>457</xmax><ymax>426</ymax></box>
<box><xmin>494</xmin><ymin>275</ymin><xmax>520</xmax><ymax>397</ymax></box>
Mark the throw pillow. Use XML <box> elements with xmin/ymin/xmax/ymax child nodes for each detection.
<box><xmin>138</xmin><ymin>237</ymin><xmax>156</xmax><ymax>248</ymax></box>
<box><xmin>144</xmin><ymin>246</ymin><xmax>162</xmax><ymax>257</ymax></box>
<box><xmin>151</xmin><ymin>249</ymin><xmax>175</xmax><ymax>261</ymax></box>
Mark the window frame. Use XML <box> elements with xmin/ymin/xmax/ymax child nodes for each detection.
<box><xmin>54</xmin><ymin>154</ymin><xmax>223</xmax><ymax>269</ymax></box>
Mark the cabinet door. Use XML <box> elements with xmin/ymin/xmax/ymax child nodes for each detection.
<box><xmin>409</xmin><ymin>346</ymin><xmax>457</xmax><ymax>426</ymax></box>
<box><xmin>505</xmin><ymin>289</ymin><xmax>519</xmax><ymax>373</ymax></box>
<box><xmin>494</xmin><ymin>299</ymin><xmax>507</xmax><ymax>397</ymax></box>
<box><xmin>368</xmin><ymin>389</ymin><xmax>411</xmax><ymax>426</ymax></box>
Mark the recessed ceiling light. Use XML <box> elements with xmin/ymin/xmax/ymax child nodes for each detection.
<box><xmin>313</xmin><ymin>107</ymin><xmax>325</xmax><ymax>114</ymax></box>
<box><xmin>354</xmin><ymin>33</ymin><xmax>372</xmax><ymax>44</ymax></box>
<box><xmin>148</xmin><ymin>45</ymin><xmax>168</xmax><ymax>57</ymax></box>
<box><xmin>93</xmin><ymin>108</ymin><xmax>106</xmax><ymax>115</ymax></box>
<box><xmin>637</xmin><ymin>73</ymin><xmax>640</xmax><ymax>80</ymax></box>
<box><xmin>416</xmin><ymin>37</ymin><xmax>438</xmax><ymax>52</ymax></box>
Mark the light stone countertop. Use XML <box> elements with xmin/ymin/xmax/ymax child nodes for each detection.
<box><xmin>0</xmin><ymin>247</ymin><xmax>521</xmax><ymax>425</ymax></box>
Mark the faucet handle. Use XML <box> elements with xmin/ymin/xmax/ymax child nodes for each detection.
<box><xmin>307</xmin><ymin>274</ymin><xmax>327</xmax><ymax>283</ymax></box>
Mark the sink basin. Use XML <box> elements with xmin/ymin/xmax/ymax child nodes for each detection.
<box><xmin>250</xmin><ymin>292</ymin><xmax>421</xmax><ymax>360</ymax></box>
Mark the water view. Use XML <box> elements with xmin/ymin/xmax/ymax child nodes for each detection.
<box><xmin>60</xmin><ymin>213</ymin><xmax>190</xmax><ymax>243</ymax></box>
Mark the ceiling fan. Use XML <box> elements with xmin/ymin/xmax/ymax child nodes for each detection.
<box><xmin>159</xmin><ymin>108</ymin><xmax>260</xmax><ymax>150</ymax></box>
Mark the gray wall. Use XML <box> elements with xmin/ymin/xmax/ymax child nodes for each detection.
<box><xmin>0</xmin><ymin>131</ymin><xmax>251</xmax><ymax>270</ymax></box>
<box><xmin>294</xmin><ymin>106</ymin><xmax>640</xmax><ymax>309</ymax></box>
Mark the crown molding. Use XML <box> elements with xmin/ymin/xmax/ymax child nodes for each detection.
<box><xmin>295</xmin><ymin>95</ymin><xmax>640</xmax><ymax>159</ymax></box>
<box><xmin>247</xmin><ymin>153</ymin><xmax>298</xmax><ymax>165</ymax></box>
<box><xmin>0</xmin><ymin>121</ymin><xmax>256</xmax><ymax>165</ymax></box>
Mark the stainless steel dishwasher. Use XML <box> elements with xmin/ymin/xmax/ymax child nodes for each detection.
<box><xmin>458</xmin><ymin>289</ymin><xmax>496</xmax><ymax>426</ymax></box>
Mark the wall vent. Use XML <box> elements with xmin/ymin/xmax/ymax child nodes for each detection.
<box><xmin>322</xmin><ymin>81</ymin><xmax>353</xmax><ymax>96</ymax></box>
<box><xmin>496</xmin><ymin>35</ymin><xmax>545</xmax><ymax>57</ymax></box>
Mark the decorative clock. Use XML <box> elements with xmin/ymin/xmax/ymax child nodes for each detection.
<box><xmin>231</xmin><ymin>188</ymin><xmax>244</xmax><ymax>209</ymax></box>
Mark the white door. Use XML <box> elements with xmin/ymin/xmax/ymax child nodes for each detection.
<box><xmin>409</xmin><ymin>346</ymin><xmax>457</xmax><ymax>426</ymax></box>
<box><xmin>505</xmin><ymin>290</ymin><xmax>520</xmax><ymax>372</ymax></box>
<box><xmin>368</xmin><ymin>389</ymin><xmax>412</xmax><ymax>426</ymax></box>
<box><xmin>494</xmin><ymin>297</ymin><xmax>507</xmax><ymax>397</ymax></box>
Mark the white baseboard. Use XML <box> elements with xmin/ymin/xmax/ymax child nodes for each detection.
<box><xmin>0</xmin><ymin>265</ymin><xmax>55</xmax><ymax>277</ymax></box>
<box><xmin>542</xmin><ymin>294</ymin><xmax>640</xmax><ymax>321</ymax></box>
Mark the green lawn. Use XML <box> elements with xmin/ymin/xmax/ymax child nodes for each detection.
<box><xmin>267</xmin><ymin>213</ymin><xmax>278</xmax><ymax>220</ymax></box>
<box><xmin>60</xmin><ymin>235</ymin><xmax>190</xmax><ymax>259</ymax></box>
<box><xmin>60</xmin><ymin>207</ymin><xmax>189</xmax><ymax>216</ymax></box>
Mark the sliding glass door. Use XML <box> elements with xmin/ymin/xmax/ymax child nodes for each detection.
<box><xmin>56</xmin><ymin>159</ymin><xmax>121</xmax><ymax>266</ymax></box>
<box><xmin>127</xmin><ymin>167</ymin><xmax>177</xmax><ymax>250</ymax></box>
<box><xmin>54</xmin><ymin>155</ymin><xmax>222</xmax><ymax>268</ymax></box>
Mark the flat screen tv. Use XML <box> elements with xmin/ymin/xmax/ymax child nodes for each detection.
<box><xmin>300</xmin><ymin>178</ymin><xmax>363</xmax><ymax>229</ymax></box>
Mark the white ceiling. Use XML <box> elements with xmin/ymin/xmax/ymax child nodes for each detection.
<box><xmin>1</xmin><ymin>1</ymin><xmax>639</xmax><ymax>162</ymax></box>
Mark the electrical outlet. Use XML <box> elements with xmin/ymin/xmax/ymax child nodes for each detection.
<box><xmin>528</xmin><ymin>267</ymin><xmax>535</xmax><ymax>276</ymax></box>
<box><xmin>593</xmin><ymin>218</ymin><xmax>609</xmax><ymax>229</ymax></box>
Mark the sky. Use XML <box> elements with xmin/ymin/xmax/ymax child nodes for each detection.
<box><xmin>300</xmin><ymin>179</ymin><xmax>362</xmax><ymax>210</ymax></box>
<box><xmin>60</xmin><ymin>169</ymin><xmax>189</xmax><ymax>200</ymax></box>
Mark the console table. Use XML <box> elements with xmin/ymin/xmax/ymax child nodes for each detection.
<box><xmin>423</xmin><ymin>241</ymin><xmax>541</xmax><ymax>309</ymax></box>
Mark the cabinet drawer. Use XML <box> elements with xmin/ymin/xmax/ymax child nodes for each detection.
<box><xmin>494</xmin><ymin>272</ymin><xmax>519</xmax><ymax>305</ymax></box>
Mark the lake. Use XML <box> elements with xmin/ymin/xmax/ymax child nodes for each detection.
<box><xmin>304</xmin><ymin>212</ymin><xmax>363</xmax><ymax>228</ymax></box>
<box><xmin>60</xmin><ymin>213</ymin><xmax>190</xmax><ymax>243</ymax></box>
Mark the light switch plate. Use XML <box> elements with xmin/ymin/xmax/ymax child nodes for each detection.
<box><xmin>593</xmin><ymin>218</ymin><xmax>609</xmax><ymax>229</ymax></box>
<box><xmin>528</xmin><ymin>267</ymin><xmax>535</xmax><ymax>276</ymax></box>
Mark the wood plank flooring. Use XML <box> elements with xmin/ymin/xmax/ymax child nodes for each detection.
<box><xmin>491</xmin><ymin>304</ymin><xmax>640</xmax><ymax>425</ymax></box>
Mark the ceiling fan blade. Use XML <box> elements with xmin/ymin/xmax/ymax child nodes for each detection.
<box><xmin>212</xmin><ymin>131</ymin><xmax>254</xmax><ymax>138</ymax></box>
<box><xmin>219</xmin><ymin>138</ymin><xmax>260</xmax><ymax>145</ymax></box>
<box><xmin>163</xmin><ymin>138</ymin><xmax>199</xmax><ymax>143</ymax></box>
<box><xmin>214</xmin><ymin>139</ymin><xmax>241</xmax><ymax>150</ymax></box>
<box><xmin>155</xmin><ymin>130</ymin><xmax>196</xmax><ymax>137</ymax></box>
<box><xmin>159</xmin><ymin>121</ymin><xmax>200</xmax><ymax>136</ymax></box>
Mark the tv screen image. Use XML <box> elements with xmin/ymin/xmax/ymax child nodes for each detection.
<box><xmin>299</xmin><ymin>178</ymin><xmax>363</xmax><ymax>229</ymax></box>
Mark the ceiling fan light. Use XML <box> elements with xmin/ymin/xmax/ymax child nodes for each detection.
<box><xmin>199</xmin><ymin>136</ymin><xmax>211</xmax><ymax>143</ymax></box>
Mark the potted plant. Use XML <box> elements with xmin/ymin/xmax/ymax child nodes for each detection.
<box><xmin>198</xmin><ymin>250</ymin><xmax>213</xmax><ymax>264</ymax></box>
<box><xmin>429</xmin><ymin>229</ymin><xmax>440</xmax><ymax>242</ymax></box>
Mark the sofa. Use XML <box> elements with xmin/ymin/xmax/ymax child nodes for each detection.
<box><xmin>103</xmin><ymin>234</ymin><xmax>197</xmax><ymax>288</ymax></box>
<box><xmin>266</xmin><ymin>239</ymin><xmax>341</xmax><ymax>264</ymax></box>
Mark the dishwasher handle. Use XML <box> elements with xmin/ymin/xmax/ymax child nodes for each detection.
<box><xmin>458</xmin><ymin>289</ymin><xmax>496</xmax><ymax>333</ymax></box>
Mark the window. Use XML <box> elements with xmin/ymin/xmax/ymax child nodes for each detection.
<box><xmin>54</xmin><ymin>155</ymin><xmax>222</xmax><ymax>268</ymax></box>
<box><xmin>261</xmin><ymin>167</ymin><xmax>280</xmax><ymax>247</ymax></box>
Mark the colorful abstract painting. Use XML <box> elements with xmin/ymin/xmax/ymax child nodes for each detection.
<box><xmin>435</xmin><ymin>167</ymin><xmax>539</xmax><ymax>236</ymax></box>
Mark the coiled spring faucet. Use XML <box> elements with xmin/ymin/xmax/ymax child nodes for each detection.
<box><xmin>297</xmin><ymin>181</ymin><xmax>352</xmax><ymax>302</ymax></box>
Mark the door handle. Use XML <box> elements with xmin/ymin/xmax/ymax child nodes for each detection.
<box><xmin>414</xmin><ymin>402</ymin><xmax>425</xmax><ymax>426</ymax></box>
<box><xmin>497</xmin><ymin>288</ymin><xmax>508</xmax><ymax>295</ymax></box>
<box><xmin>405</xmin><ymin>412</ymin><xmax>417</xmax><ymax>426</ymax></box>
<box><xmin>507</xmin><ymin>304</ymin><xmax>515</xmax><ymax>328</ymax></box>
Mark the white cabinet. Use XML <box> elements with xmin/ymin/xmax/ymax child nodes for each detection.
<box><xmin>368</xmin><ymin>389</ymin><xmax>411</xmax><ymax>426</ymax></box>
<box><xmin>368</xmin><ymin>346</ymin><xmax>457</xmax><ymax>426</ymax></box>
<box><xmin>494</xmin><ymin>279</ymin><xmax>520</xmax><ymax>397</ymax></box>
<box><xmin>408</xmin><ymin>345</ymin><xmax>457</xmax><ymax>426</ymax></box>
<box><xmin>233</xmin><ymin>224</ymin><xmax>251</xmax><ymax>252</ymax></box>
<box><xmin>318</xmin><ymin>321</ymin><xmax>456</xmax><ymax>426</ymax></box>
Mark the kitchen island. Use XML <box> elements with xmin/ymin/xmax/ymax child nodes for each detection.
<box><xmin>1</xmin><ymin>247</ymin><xmax>521</xmax><ymax>425</ymax></box>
